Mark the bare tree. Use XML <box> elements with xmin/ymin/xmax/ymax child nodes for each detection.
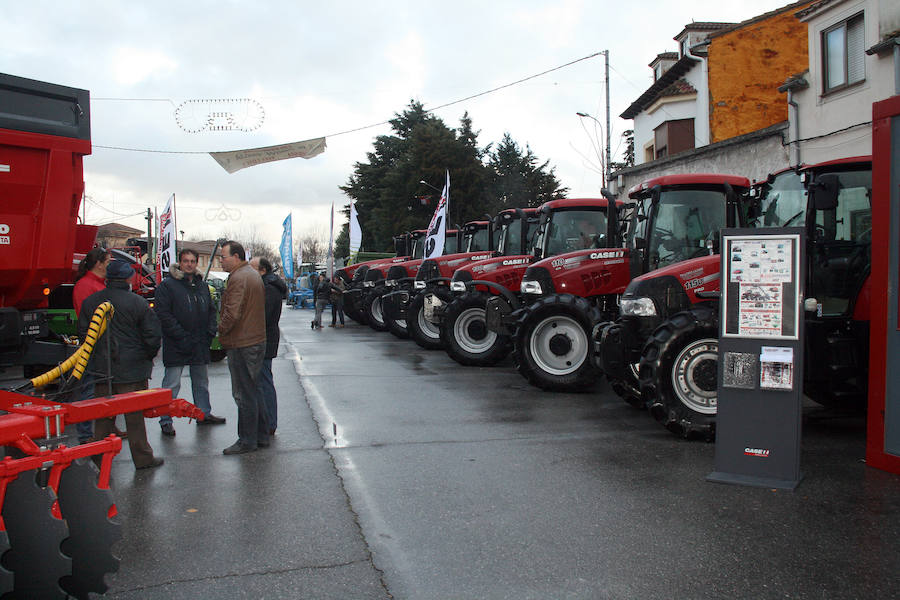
<box><xmin>296</xmin><ymin>225</ymin><xmax>328</xmax><ymax>268</ymax></box>
<box><xmin>222</xmin><ymin>226</ymin><xmax>279</xmax><ymax>268</ymax></box>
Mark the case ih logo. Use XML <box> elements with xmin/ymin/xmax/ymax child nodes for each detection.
<box><xmin>588</xmin><ymin>250</ymin><xmax>625</xmax><ymax>260</ymax></box>
<box><xmin>0</xmin><ymin>223</ymin><xmax>9</xmax><ymax>245</ymax></box>
<box><xmin>502</xmin><ymin>258</ymin><xmax>528</xmax><ymax>266</ymax></box>
<box><xmin>744</xmin><ymin>447</ymin><xmax>770</xmax><ymax>458</ymax></box>
<box><xmin>469</xmin><ymin>254</ymin><xmax>492</xmax><ymax>262</ymax></box>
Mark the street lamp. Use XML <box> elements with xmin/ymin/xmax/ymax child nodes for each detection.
<box><xmin>576</xmin><ymin>112</ymin><xmax>608</xmax><ymax>188</ymax></box>
<box><xmin>419</xmin><ymin>180</ymin><xmax>441</xmax><ymax>193</ymax></box>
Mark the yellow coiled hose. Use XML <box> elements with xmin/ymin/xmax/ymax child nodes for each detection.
<box><xmin>30</xmin><ymin>301</ymin><xmax>114</xmax><ymax>388</ymax></box>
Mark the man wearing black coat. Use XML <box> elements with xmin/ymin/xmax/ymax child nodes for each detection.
<box><xmin>78</xmin><ymin>259</ymin><xmax>164</xmax><ymax>469</ymax></box>
<box><xmin>251</xmin><ymin>257</ymin><xmax>287</xmax><ymax>434</ymax></box>
<box><xmin>154</xmin><ymin>248</ymin><xmax>226</xmax><ymax>436</ymax></box>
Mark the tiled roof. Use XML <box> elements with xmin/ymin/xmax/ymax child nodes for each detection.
<box><xmin>659</xmin><ymin>78</ymin><xmax>697</xmax><ymax>98</ymax></box>
<box><xmin>621</xmin><ymin>55</ymin><xmax>701</xmax><ymax>119</ymax></box>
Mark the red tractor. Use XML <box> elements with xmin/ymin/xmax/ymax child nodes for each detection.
<box><xmin>379</xmin><ymin>220</ymin><xmax>496</xmax><ymax>340</ymax></box>
<box><xmin>339</xmin><ymin>229</ymin><xmax>427</xmax><ymax>324</ymax></box>
<box><xmin>508</xmin><ymin>176</ymin><xmax>750</xmax><ymax>392</ymax></box>
<box><xmin>431</xmin><ymin>207</ymin><xmax>541</xmax><ymax>365</ymax></box>
<box><xmin>0</xmin><ymin>73</ymin><xmax>204</xmax><ymax>596</ymax></box>
<box><xmin>602</xmin><ymin>157</ymin><xmax>872</xmax><ymax>440</ymax></box>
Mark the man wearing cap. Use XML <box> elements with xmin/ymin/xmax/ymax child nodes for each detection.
<box><xmin>217</xmin><ymin>240</ymin><xmax>269</xmax><ymax>455</ymax></box>
<box><xmin>154</xmin><ymin>248</ymin><xmax>227</xmax><ymax>436</ymax></box>
<box><xmin>78</xmin><ymin>259</ymin><xmax>164</xmax><ymax>470</ymax></box>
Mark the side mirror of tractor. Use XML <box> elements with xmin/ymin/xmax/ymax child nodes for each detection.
<box><xmin>811</xmin><ymin>174</ymin><xmax>840</xmax><ymax>211</ymax></box>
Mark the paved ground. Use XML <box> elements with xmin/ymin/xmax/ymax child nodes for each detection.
<box><xmin>94</xmin><ymin>305</ymin><xmax>899</xmax><ymax>599</ymax></box>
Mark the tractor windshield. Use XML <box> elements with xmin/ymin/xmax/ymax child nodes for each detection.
<box><xmin>465</xmin><ymin>227</ymin><xmax>492</xmax><ymax>252</ymax></box>
<box><xmin>541</xmin><ymin>209</ymin><xmax>608</xmax><ymax>256</ymax></box>
<box><xmin>411</xmin><ymin>236</ymin><xmax>425</xmax><ymax>259</ymax></box>
<box><xmin>749</xmin><ymin>170</ymin><xmax>806</xmax><ymax>228</ymax></box>
<box><xmin>641</xmin><ymin>189</ymin><xmax>727</xmax><ymax>270</ymax></box>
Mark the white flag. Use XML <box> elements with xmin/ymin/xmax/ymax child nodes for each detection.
<box><xmin>424</xmin><ymin>171</ymin><xmax>449</xmax><ymax>260</ymax></box>
<box><xmin>349</xmin><ymin>201</ymin><xmax>362</xmax><ymax>260</ymax></box>
<box><xmin>158</xmin><ymin>194</ymin><xmax>176</xmax><ymax>275</ymax></box>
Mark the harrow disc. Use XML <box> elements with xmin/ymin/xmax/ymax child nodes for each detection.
<box><xmin>58</xmin><ymin>459</ymin><xmax>122</xmax><ymax>599</ymax></box>
<box><xmin>1</xmin><ymin>468</ymin><xmax>71</xmax><ymax>599</ymax></box>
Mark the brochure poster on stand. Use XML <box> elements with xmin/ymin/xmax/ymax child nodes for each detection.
<box><xmin>722</xmin><ymin>234</ymin><xmax>801</xmax><ymax>340</ymax></box>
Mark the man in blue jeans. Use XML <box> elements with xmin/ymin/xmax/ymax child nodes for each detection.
<box><xmin>154</xmin><ymin>248</ymin><xmax>227</xmax><ymax>434</ymax></box>
<box><xmin>218</xmin><ymin>240</ymin><xmax>268</xmax><ymax>455</ymax></box>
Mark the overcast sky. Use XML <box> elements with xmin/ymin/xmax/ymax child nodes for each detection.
<box><xmin>4</xmin><ymin>0</ymin><xmax>794</xmax><ymax>249</ymax></box>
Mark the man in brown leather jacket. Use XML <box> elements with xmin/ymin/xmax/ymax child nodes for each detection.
<box><xmin>217</xmin><ymin>240</ymin><xmax>269</xmax><ymax>455</ymax></box>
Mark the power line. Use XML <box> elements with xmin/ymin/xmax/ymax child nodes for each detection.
<box><xmin>93</xmin><ymin>51</ymin><xmax>604</xmax><ymax>155</ymax></box>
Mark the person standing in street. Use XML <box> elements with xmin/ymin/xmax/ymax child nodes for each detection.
<box><xmin>250</xmin><ymin>257</ymin><xmax>287</xmax><ymax>435</ymax></box>
<box><xmin>312</xmin><ymin>272</ymin><xmax>328</xmax><ymax>330</ymax></box>
<box><xmin>78</xmin><ymin>259</ymin><xmax>164</xmax><ymax>470</ymax></box>
<box><xmin>70</xmin><ymin>247</ymin><xmax>113</xmax><ymax>444</ymax></box>
<box><xmin>218</xmin><ymin>241</ymin><xmax>269</xmax><ymax>455</ymax></box>
<box><xmin>329</xmin><ymin>275</ymin><xmax>346</xmax><ymax>327</ymax></box>
<box><xmin>154</xmin><ymin>248</ymin><xmax>227</xmax><ymax>436</ymax></box>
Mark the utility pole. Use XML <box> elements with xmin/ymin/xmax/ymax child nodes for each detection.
<box><xmin>604</xmin><ymin>49</ymin><xmax>611</xmax><ymax>190</ymax></box>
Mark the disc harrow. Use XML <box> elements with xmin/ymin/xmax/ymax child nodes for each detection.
<box><xmin>0</xmin><ymin>387</ymin><xmax>204</xmax><ymax>598</ymax></box>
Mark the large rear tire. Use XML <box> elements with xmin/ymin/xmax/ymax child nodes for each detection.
<box><xmin>608</xmin><ymin>364</ymin><xmax>643</xmax><ymax>409</ymax></box>
<box><xmin>513</xmin><ymin>295</ymin><xmax>601</xmax><ymax>392</ymax></box>
<box><xmin>408</xmin><ymin>290</ymin><xmax>447</xmax><ymax>350</ymax></box>
<box><xmin>362</xmin><ymin>287</ymin><xmax>389</xmax><ymax>332</ymax></box>
<box><xmin>641</xmin><ymin>307</ymin><xmax>719</xmax><ymax>440</ymax></box>
<box><xmin>441</xmin><ymin>292</ymin><xmax>511</xmax><ymax>366</ymax></box>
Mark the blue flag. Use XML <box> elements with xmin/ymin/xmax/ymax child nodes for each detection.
<box><xmin>280</xmin><ymin>213</ymin><xmax>293</xmax><ymax>280</ymax></box>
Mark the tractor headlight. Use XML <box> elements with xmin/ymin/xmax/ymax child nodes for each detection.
<box><xmin>386</xmin><ymin>279</ymin><xmax>397</xmax><ymax>287</ymax></box>
<box><xmin>620</xmin><ymin>297</ymin><xmax>657</xmax><ymax>317</ymax></box>
<box><xmin>450</xmin><ymin>281</ymin><xmax>466</xmax><ymax>292</ymax></box>
<box><xmin>414</xmin><ymin>281</ymin><xmax>426</xmax><ymax>290</ymax></box>
<box><xmin>363</xmin><ymin>281</ymin><xmax>375</xmax><ymax>288</ymax></box>
<box><xmin>520</xmin><ymin>280</ymin><xmax>543</xmax><ymax>295</ymax></box>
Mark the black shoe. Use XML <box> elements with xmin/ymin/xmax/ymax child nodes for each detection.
<box><xmin>198</xmin><ymin>414</ymin><xmax>226</xmax><ymax>425</ymax></box>
<box><xmin>161</xmin><ymin>423</ymin><xmax>176</xmax><ymax>437</ymax></box>
<box><xmin>223</xmin><ymin>442</ymin><xmax>256</xmax><ymax>455</ymax></box>
<box><xmin>311</xmin><ymin>321</ymin><xmax>315</xmax><ymax>329</ymax></box>
<box><xmin>257</xmin><ymin>439</ymin><xmax>270</xmax><ymax>448</ymax></box>
<box><xmin>137</xmin><ymin>457</ymin><xmax>165</xmax><ymax>470</ymax></box>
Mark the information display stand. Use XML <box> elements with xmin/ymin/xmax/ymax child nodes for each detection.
<box><xmin>707</xmin><ymin>227</ymin><xmax>805</xmax><ymax>490</ymax></box>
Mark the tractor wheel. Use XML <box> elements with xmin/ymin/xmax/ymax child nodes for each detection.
<box><xmin>608</xmin><ymin>363</ymin><xmax>643</xmax><ymax>409</ymax></box>
<box><xmin>640</xmin><ymin>307</ymin><xmax>719</xmax><ymax>440</ymax></box>
<box><xmin>408</xmin><ymin>290</ymin><xmax>446</xmax><ymax>350</ymax></box>
<box><xmin>441</xmin><ymin>292</ymin><xmax>511</xmax><ymax>366</ymax></box>
<box><xmin>362</xmin><ymin>286</ymin><xmax>389</xmax><ymax>332</ymax></box>
<box><xmin>346</xmin><ymin>305</ymin><xmax>367</xmax><ymax>325</ymax></box>
<box><xmin>386</xmin><ymin>312</ymin><xmax>409</xmax><ymax>339</ymax></box>
<box><xmin>513</xmin><ymin>295</ymin><xmax>601</xmax><ymax>392</ymax></box>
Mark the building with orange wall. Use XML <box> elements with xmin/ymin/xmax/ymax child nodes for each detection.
<box><xmin>621</xmin><ymin>1</ymin><xmax>814</xmax><ymax>166</ymax></box>
<box><xmin>707</xmin><ymin>2</ymin><xmax>814</xmax><ymax>143</ymax></box>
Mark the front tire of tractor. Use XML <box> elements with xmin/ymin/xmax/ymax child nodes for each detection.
<box><xmin>513</xmin><ymin>295</ymin><xmax>601</xmax><ymax>392</ymax></box>
<box><xmin>608</xmin><ymin>364</ymin><xmax>643</xmax><ymax>409</ymax></box>
<box><xmin>441</xmin><ymin>292</ymin><xmax>511</xmax><ymax>366</ymax></box>
<box><xmin>362</xmin><ymin>286</ymin><xmax>389</xmax><ymax>332</ymax></box>
<box><xmin>640</xmin><ymin>307</ymin><xmax>719</xmax><ymax>440</ymax></box>
<box><xmin>408</xmin><ymin>290</ymin><xmax>448</xmax><ymax>350</ymax></box>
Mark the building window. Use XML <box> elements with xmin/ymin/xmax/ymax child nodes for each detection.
<box><xmin>822</xmin><ymin>12</ymin><xmax>865</xmax><ymax>93</ymax></box>
<box><xmin>654</xmin><ymin>119</ymin><xmax>695</xmax><ymax>160</ymax></box>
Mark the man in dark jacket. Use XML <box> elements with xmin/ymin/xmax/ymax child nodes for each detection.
<box><xmin>154</xmin><ymin>248</ymin><xmax>226</xmax><ymax>436</ymax></box>
<box><xmin>251</xmin><ymin>257</ymin><xmax>287</xmax><ymax>434</ymax></box>
<box><xmin>312</xmin><ymin>272</ymin><xmax>328</xmax><ymax>329</ymax></box>
<box><xmin>78</xmin><ymin>259</ymin><xmax>164</xmax><ymax>470</ymax></box>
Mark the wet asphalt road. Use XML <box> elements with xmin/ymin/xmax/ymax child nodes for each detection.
<box><xmin>101</xmin><ymin>304</ymin><xmax>900</xmax><ymax>599</ymax></box>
